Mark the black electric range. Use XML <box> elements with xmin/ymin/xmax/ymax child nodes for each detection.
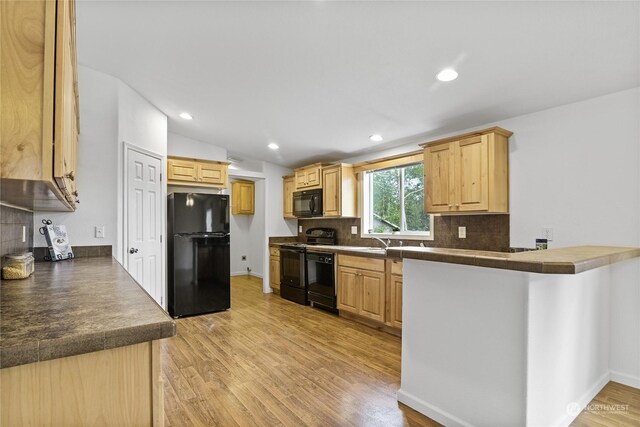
<box><xmin>279</xmin><ymin>228</ymin><xmax>336</xmax><ymax>306</ymax></box>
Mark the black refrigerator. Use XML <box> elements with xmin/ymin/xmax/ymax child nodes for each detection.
<box><xmin>168</xmin><ymin>193</ymin><xmax>230</xmax><ymax>318</ymax></box>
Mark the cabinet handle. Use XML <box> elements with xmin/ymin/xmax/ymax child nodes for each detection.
<box><xmin>65</xmin><ymin>171</ymin><xmax>75</xmax><ymax>181</ymax></box>
<box><xmin>73</xmin><ymin>190</ymin><xmax>79</xmax><ymax>197</ymax></box>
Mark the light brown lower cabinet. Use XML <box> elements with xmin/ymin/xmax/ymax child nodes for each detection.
<box><xmin>337</xmin><ymin>255</ymin><xmax>403</xmax><ymax>333</ymax></box>
<box><xmin>269</xmin><ymin>247</ymin><xmax>280</xmax><ymax>293</ymax></box>
<box><xmin>1</xmin><ymin>340</ymin><xmax>164</xmax><ymax>427</ymax></box>
<box><xmin>337</xmin><ymin>255</ymin><xmax>386</xmax><ymax>324</ymax></box>
<box><xmin>384</xmin><ymin>259</ymin><xmax>403</xmax><ymax>329</ymax></box>
<box><xmin>387</xmin><ymin>274</ymin><xmax>403</xmax><ymax>329</ymax></box>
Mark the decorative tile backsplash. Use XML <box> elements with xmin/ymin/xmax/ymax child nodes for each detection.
<box><xmin>296</xmin><ymin>215</ymin><xmax>510</xmax><ymax>252</ymax></box>
<box><xmin>0</xmin><ymin>205</ymin><xmax>34</xmax><ymax>267</ymax></box>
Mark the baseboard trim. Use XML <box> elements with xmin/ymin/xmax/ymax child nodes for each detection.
<box><xmin>230</xmin><ymin>271</ymin><xmax>263</xmax><ymax>278</ymax></box>
<box><xmin>397</xmin><ymin>389</ymin><xmax>473</xmax><ymax>427</ymax></box>
<box><xmin>398</xmin><ymin>372</ymin><xmax>612</xmax><ymax>427</ymax></box>
<box><xmin>550</xmin><ymin>371</ymin><xmax>610</xmax><ymax>427</ymax></box>
<box><xmin>610</xmin><ymin>370</ymin><xmax>640</xmax><ymax>389</ymax></box>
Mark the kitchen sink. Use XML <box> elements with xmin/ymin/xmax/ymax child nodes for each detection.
<box><xmin>320</xmin><ymin>245</ymin><xmax>387</xmax><ymax>255</ymax></box>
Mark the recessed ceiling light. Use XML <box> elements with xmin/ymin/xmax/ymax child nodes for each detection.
<box><xmin>268</xmin><ymin>143</ymin><xmax>279</xmax><ymax>150</ymax></box>
<box><xmin>436</xmin><ymin>68</ymin><xmax>458</xmax><ymax>82</ymax></box>
<box><xmin>369</xmin><ymin>134</ymin><xmax>383</xmax><ymax>142</ymax></box>
<box><xmin>179</xmin><ymin>112</ymin><xmax>193</xmax><ymax>120</ymax></box>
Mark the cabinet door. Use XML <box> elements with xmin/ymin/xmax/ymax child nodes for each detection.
<box><xmin>283</xmin><ymin>176</ymin><xmax>295</xmax><ymax>218</ymax></box>
<box><xmin>359</xmin><ymin>270</ymin><xmax>386</xmax><ymax>323</ymax></box>
<box><xmin>295</xmin><ymin>170</ymin><xmax>307</xmax><ymax>188</ymax></box>
<box><xmin>232</xmin><ymin>181</ymin><xmax>254</xmax><ymax>215</ymax></box>
<box><xmin>238</xmin><ymin>182</ymin><xmax>254</xmax><ymax>214</ymax></box>
<box><xmin>294</xmin><ymin>165</ymin><xmax>322</xmax><ymax>189</ymax></box>
<box><xmin>424</xmin><ymin>143</ymin><xmax>455</xmax><ymax>213</ymax></box>
<box><xmin>167</xmin><ymin>159</ymin><xmax>197</xmax><ymax>183</ymax></box>
<box><xmin>337</xmin><ymin>266</ymin><xmax>359</xmax><ymax>314</ymax></box>
<box><xmin>388</xmin><ymin>274</ymin><xmax>403</xmax><ymax>328</ymax></box>
<box><xmin>455</xmin><ymin>136</ymin><xmax>489</xmax><ymax>212</ymax></box>
<box><xmin>198</xmin><ymin>162</ymin><xmax>227</xmax><ymax>187</ymax></box>
<box><xmin>269</xmin><ymin>256</ymin><xmax>280</xmax><ymax>290</ymax></box>
<box><xmin>53</xmin><ymin>0</ymin><xmax>79</xmax><ymax>204</ymax></box>
<box><xmin>322</xmin><ymin>167</ymin><xmax>340</xmax><ymax>216</ymax></box>
<box><xmin>306</xmin><ymin>166</ymin><xmax>321</xmax><ymax>187</ymax></box>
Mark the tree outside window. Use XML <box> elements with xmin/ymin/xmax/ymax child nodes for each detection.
<box><xmin>364</xmin><ymin>162</ymin><xmax>432</xmax><ymax>237</ymax></box>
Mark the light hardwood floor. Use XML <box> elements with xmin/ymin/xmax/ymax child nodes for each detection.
<box><xmin>161</xmin><ymin>276</ymin><xmax>640</xmax><ymax>426</ymax></box>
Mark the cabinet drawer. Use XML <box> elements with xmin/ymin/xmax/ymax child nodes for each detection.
<box><xmin>338</xmin><ymin>255</ymin><xmax>385</xmax><ymax>272</ymax></box>
<box><xmin>269</xmin><ymin>247</ymin><xmax>280</xmax><ymax>257</ymax></box>
<box><xmin>391</xmin><ymin>260</ymin><xmax>403</xmax><ymax>276</ymax></box>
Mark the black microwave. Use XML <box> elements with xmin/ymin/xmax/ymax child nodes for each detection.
<box><xmin>293</xmin><ymin>189</ymin><xmax>323</xmax><ymax>217</ymax></box>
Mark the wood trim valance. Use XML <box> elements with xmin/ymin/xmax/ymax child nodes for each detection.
<box><xmin>418</xmin><ymin>126</ymin><xmax>513</xmax><ymax>148</ymax></box>
<box><xmin>353</xmin><ymin>150</ymin><xmax>423</xmax><ymax>174</ymax></box>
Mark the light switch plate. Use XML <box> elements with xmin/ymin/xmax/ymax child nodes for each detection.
<box><xmin>542</xmin><ymin>227</ymin><xmax>554</xmax><ymax>241</ymax></box>
<box><xmin>22</xmin><ymin>225</ymin><xmax>26</xmax><ymax>243</ymax></box>
<box><xmin>298</xmin><ymin>225</ymin><xmax>303</xmax><ymax>233</ymax></box>
<box><xmin>458</xmin><ymin>226</ymin><xmax>466</xmax><ymax>238</ymax></box>
<box><xmin>351</xmin><ymin>226</ymin><xmax>358</xmax><ymax>235</ymax></box>
<box><xmin>95</xmin><ymin>226</ymin><xmax>105</xmax><ymax>238</ymax></box>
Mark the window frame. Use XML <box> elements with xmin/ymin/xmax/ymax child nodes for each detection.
<box><xmin>359</xmin><ymin>161</ymin><xmax>434</xmax><ymax>241</ymax></box>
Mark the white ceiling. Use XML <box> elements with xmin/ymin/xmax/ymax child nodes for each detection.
<box><xmin>77</xmin><ymin>1</ymin><xmax>639</xmax><ymax>168</ymax></box>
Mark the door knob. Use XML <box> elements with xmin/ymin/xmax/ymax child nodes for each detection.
<box><xmin>129</xmin><ymin>248</ymin><xmax>139</xmax><ymax>254</ymax></box>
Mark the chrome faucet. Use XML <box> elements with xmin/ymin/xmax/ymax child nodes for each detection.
<box><xmin>371</xmin><ymin>236</ymin><xmax>391</xmax><ymax>248</ymax></box>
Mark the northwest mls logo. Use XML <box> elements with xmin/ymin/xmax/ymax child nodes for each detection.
<box><xmin>566</xmin><ymin>402</ymin><xmax>582</xmax><ymax>417</ymax></box>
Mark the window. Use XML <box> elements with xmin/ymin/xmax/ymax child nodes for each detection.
<box><xmin>362</xmin><ymin>162</ymin><xmax>433</xmax><ymax>239</ymax></box>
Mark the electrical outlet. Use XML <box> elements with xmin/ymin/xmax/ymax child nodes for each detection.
<box><xmin>351</xmin><ymin>226</ymin><xmax>358</xmax><ymax>235</ymax></box>
<box><xmin>95</xmin><ymin>226</ymin><xmax>105</xmax><ymax>238</ymax></box>
<box><xmin>22</xmin><ymin>225</ymin><xmax>26</xmax><ymax>243</ymax></box>
<box><xmin>542</xmin><ymin>227</ymin><xmax>554</xmax><ymax>241</ymax></box>
<box><xmin>458</xmin><ymin>226</ymin><xmax>466</xmax><ymax>238</ymax></box>
<box><xmin>298</xmin><ymin>225</ymin><xmax>303</xmax><ymax>233</ymax></box>
<box><xmin>241</xmin><ymin>255</ymin><xmax>247</xmax><ymax>261</ymax></box>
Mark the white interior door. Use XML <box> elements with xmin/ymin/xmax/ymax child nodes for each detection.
<box><xmin>126</xmin><ymin>147</ymin><xmax>163</xmax><ymax>304</ymax></box>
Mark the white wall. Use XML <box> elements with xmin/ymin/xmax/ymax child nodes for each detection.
<box><xmin>34</xmin><ymin>66</ymin><xmax>119</xmax><ymax>250</ymax></box>
<box><xmin>263</xmin><ymin>161</ymin><xmax>297</xmax><ymax>237</ymax></box>
<box><xmin>168</xmin><ymin>132</ymin><xmax>227</xmax><ymax>161</ymax></box>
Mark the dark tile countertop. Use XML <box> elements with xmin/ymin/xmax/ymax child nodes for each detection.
<box><xmin>1</xmin><ymin>257</ymin><xmax>176</xmax><ymax>369</ymax></box>
<box><xmin>387</xmin><ymin>245</ymin><xmax>640</xmax><ymax>274</ymax></box>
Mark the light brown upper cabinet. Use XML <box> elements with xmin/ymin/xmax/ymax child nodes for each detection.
<box><xmin>1</xmin><ymin>0</ymin><xmax>80</xmax><ymax>211</ymax></box>
<box><xmin>231</xmin><ymin>180</ymin><xmax>255</xmax><ymax>215</ymax></box>
<box><xmin>167</xmin><ymin>156</ymin><xmax>229</xmax><ymax>188</ymax></box>
<box><xmin>282</xmin><ymin>175</ymin><xmax>296</xmax><ymax>219</ymax></box>
<box><xmin>422</xmin><ymin>127</ymin><xmax>511</xmax><ymax>214</ymax></box>
<box><xmin>322</xmin><ymin>164</ymin><xmax>357</xmax><ymax>217</ymax></box>
<box><xmin>294</xmin><ymin>163</ymin><xmax>323</xmax><ymax>190</ymax></box>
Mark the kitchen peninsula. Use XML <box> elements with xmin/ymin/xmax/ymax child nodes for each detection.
<box><xmin>0</xmin><ymin>257</ymin><xmax>176</xmax><ymax>426</ymax></box>
<box><xmin>388</xmin><ymin>245</ymin><xmax>640</xmax><ymax>427</ymax></box>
